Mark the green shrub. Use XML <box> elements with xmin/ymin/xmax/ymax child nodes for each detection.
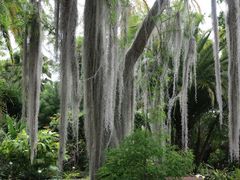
<box><xmin>0</xmin><ymin>80</ymin><xmax>22</xmax><ymax>118</ymax></box>
<box><xmin>198</xmin><ymin>164</ymin><xmax>229</xmax><ymax>180</ymax></box>
<box><xmin>230</xmin><ymin>168</ymin><xmax>240</xmax><ymax>179</ymax></box>
<box><xmin>198</xmin><ymin>164</ymin><xmax>240</xmax><ymax>180</ymax></box>
<box><xmin>97</xmin><ymin>130</ymin><xmax>194</xmax><ymax>180</ymax></box>
<box><xmin>63</xmin><ymin>170</ymin><xmax>82</xmax><ymax>179</ymax></box>
<box><xmin>0</xmin><ymin>114</ymin><xmax>25</xmax><ymax>138</ymax></box>
<box><xmin>0</xmin><ymin>129</ymin><xmax>60</xmax><ymax>179</ymax></box>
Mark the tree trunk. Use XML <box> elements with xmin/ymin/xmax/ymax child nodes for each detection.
<box><xmin>54</xmin><ymin>0</ymin><xmax>60</xmax><ymax>61</ymax></box>
<box><xmin>226</xmin><ymin>0</ymin><xmax>240</xmax><ymax>161</ymax></box>
<box><xmin>116</xmin><ymin>0</ymin><xmax>168</xmax><ymax>142</ymax></box>
<box><xmin>21</xmin><ymin>25</ymin><xmax>29</xmax><ymax>122</ymax></box>
<box><xmin>58</xmin><ymin>0</ymin><xmax>78</xmax><ymax>171</ymax></box>
<box><xmin>24</xmin><ymin>0</ymin><xmax>42</xmax><ymax>163</ymax></box>
<box><xmin>83</xmin><ymin>0</ymin><xmax>110</xmax><ymax>178</ymax></box>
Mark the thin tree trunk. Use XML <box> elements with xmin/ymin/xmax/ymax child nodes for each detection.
<box><xmin>25</xmin><ymin>0</ymin><xmax>43</xmax><ymax>163</ymax></box>
<box><xmin>226</xmin><ymin>0</ymin><xmax>240</xmax><ymax>162</ymax></box>
<box><xmin>58</xmin><ymin>0</ymin><xmax>78</xmax><ymax>171</ymax></box>
<box><xmin>21</xmin><ymin>25</ymin><xmax>29</xmax><ymax>122</ymax></box>
<box><xmin>54</xmin><ymin>0</ymin><xmax>60</xmax><ymax>61</ymax></box>
<box><xmin>180</xmin><ymin>37</ymin><xmax>196</xmax><ymax>150</ymax></box>
<box><xmin>211</xmin><ymin>0</ymin><xmax>223</xmax><ymax>125</ymax></box>
<box><xmin>116</xmin><ymin>0</ymin><xmax>168</xmax><ymax>142</ymax></box>
<box><xmin>83</xmin><ymin>0</ymin><xmax>109</xmax><ymax>178</ymax></box>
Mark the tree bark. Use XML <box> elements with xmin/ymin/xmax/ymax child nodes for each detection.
<box><xmin>54</xmin><ymin>0</ymin><xmax>60</xmax><ymax>61</ymax></box>
<box><xmin>21</xmin><ymin>25</ymin><xmax>29</xmax><ymax>122</ymax></box>
<box><xmin>26</xmin><ymin>0</ymin><xmax>42</xmax><ymax>163</ymax></box>
<box><xmin>226</xmin><ymin>0</ymin><xmax>240</xmax><ymax>161</ymax></box>
<box><xmin>58</xmin><ymin>0</ymin><xmax>78</xmax><ymax>171</ymax></box>
<box><xmin>116</xmin><ymin>0</ymin><xmax>168</xmax><ymax>142</ymax></box>
<box><xmin>83</xmin><ymin>0</ymin><xmax>110</xmax><ymax>178</ymax></box>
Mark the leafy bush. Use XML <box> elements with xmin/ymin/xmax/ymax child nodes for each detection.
<box><xmin>198</xmin><ymin>164</ymin><xmax>230</xmax><ymax>180</ymax></box>
<box><xmin>0</xmin><ymin>114</ymin><xmax>25</xmax><ymax>138</ymax></box>
<box><xmin>98</xmin><ymin>130</ymin><xmax>194</xmax><ymax>180</ymax></box>
<box><xmin>198</xmin><ymin>164</ymin><xmax>240</xmax><ymax>180</ymax></box>
<box><xmin>0</xmin><ymin>129</ymin><xmax>60</xmax><ymax>179</ymax></box>
<box><xmin>230</xmin><ymin>168</ymin><xmax>240</xmax><ymax>180</ymax></box>
<box><xmin>0</xmin><ymin>80</ymin><xmax>22</xmax><ymax>118</ymax></box>
<box><xmin>63</xmin><ymin>170</ymin><xmax>82</xmax><ymax>179</ymax></box>
<box><xmin>208</xmin><ymin>148</ymin><xmax>227</xmax><ymax>168</ymax></box>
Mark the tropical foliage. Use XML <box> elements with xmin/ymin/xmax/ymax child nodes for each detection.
<box><xmin>0</xmin><ymin>0</ymin><xmax>239</xmax><ymax>179</ymax></box>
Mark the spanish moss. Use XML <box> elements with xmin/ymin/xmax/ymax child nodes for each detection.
<box><xmin>211</xmin><ymin>0</ymin><xmax>223</xmax><ymax>125</ymax></box>
<box><xmin>58</xmin><ymin>0</ymin><xmax>77</xmax><ymax>171</ymax></box>
<box><xmin>27</xmin><ymin>0</ymin><xmax>42</xmax><ymax>163</ymax></box>
<box><xmin>180</xmin><ymin>37</ymin><xmax>196</xmax><ymax>150</ymax></box>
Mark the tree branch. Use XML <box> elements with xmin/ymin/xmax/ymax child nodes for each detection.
<box><xmin>125</xmin><ymin>0</ymin><xmax>168</xmax><ymax>68</ymax></box>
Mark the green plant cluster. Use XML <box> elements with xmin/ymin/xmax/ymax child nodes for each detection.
<box><xmin>0</xmin><ymin>78</ymin><xmax>22</xmax><ymax>118</ymax></box>
<box><xmin>97</xmin><ymin>130</ymin><xmax>194</xmax><ymax>180</ymax></box>
<box><xmin>198</xmin><ymin>164</ymin><xmax>240</xmax><ymax>180</ymax></box>
<box><xmin>0</xmin><ymin>116</ymin><xmax>60</xmax><ymax>179</ymax></box>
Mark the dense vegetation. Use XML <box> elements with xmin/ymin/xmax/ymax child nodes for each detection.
<box><xmin>1</xmin><ymin>0</ymin><xmax>240</xmax><ymax>179</ymax></box>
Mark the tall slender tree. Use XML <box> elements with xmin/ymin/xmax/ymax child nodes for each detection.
<box><xmin>211</xmin><ymin>0</ymin><xmax>223</xmax><ymax>125</ymax></box>
<box><xmin>54</xmin><ymin>0</ymin><xmax>59</xmax><ymax>61</ymax></box>
<box><xmin>22</xmin><ymin>0</ymin><xmax>42</xmax><ymax>163</ymax></box>
<box><xmin>58</xmin><ymin>0</ymin><xmax>78</xmax><ymax>171</ymax></box>
<box><xmin>83</xmin><ymin>0</ymin><xmax>116</xmax><ymax>178</ymax></box>
<box><xmin>226</xmin><ymin>0</ymin><xmax>240</xmax><ymax>161</ymax></box>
